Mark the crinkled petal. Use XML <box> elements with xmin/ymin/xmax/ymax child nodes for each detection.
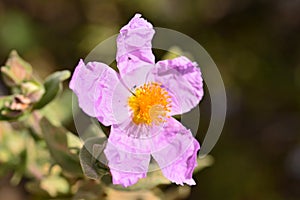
<box><xmin>151</xmin><ymin>117</ymin><xmax>200</xmax><ymax>185</ymax></box>
<box><xmin>109</xmin><ymin>169</ymin><xmax>147</xmax><ymax>187</ymax></box>
<box><xmin>116</xmin><ymin>13</ymin><xmax>155</xmax><ymax>76</ymax></box>
<box><xmin>159</xmin><ymin>138</ymin><xmax>200</xmax><ymax>186</ymax></box>
<box><xmin>104</xmin><ymin>123</ymin><xmax>151</xmax><ymax>187</ymax></box>
<box><xmin>152</xmin><ymin>56</ymin><xmax>203</xmax><ymax>115</ymax></box>
<box><xmin>69</xmin><ymin>59</ymin><xmax>120</xmax><ymax>126</ymax></box>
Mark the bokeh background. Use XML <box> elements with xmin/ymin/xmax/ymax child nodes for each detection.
<box><xmin>1</xmin><ymin>0</ymin><xmax>300</xmax><ymax>199</ymax></box>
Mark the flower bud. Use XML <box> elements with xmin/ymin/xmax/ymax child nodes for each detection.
<box><xmin>21</xmin><ymin>81</ymin><xmax>45</xmax><ymax>103</ymax></box>
<box><xmin>1</xmin><ymin>50</ymin><xmax>32</xmax><ymax>87</ymax></box>
<box><xmin>0</xmin><ymin>94</ymin><xmax>30</xmax><ymax>120</ymax></box>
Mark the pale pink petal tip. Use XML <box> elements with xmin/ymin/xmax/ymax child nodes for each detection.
<box><xmin>116</xmin><ymin>13</ymin><xmax>155</xmax><ymax>75</ymax></box>
<box><xmin>104</xmin><ymin>133</ymin><xmax>151</xmax><ymax>187</ymax></box>
<box><xmin>160</xmin><ymin>139</ymin><xmax>200</xmax><ymax>186</ymax></box>
<box><xmin>69</xmin><ymin>59</ymin><xmax>84</xmax><ymax>91</ymax></box>
<box><xmin>120</xmin><ymin>13</ymin><xmax>153</xmax><ymax>33</ymax></box>
<box><xmin>110</xmin><ymin>169</ymin><xmax>147</xmax><ymax>187</ymax></box>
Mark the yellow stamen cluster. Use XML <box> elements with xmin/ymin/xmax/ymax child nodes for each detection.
<box><xmin>128</xmin><ymin>82</ymin><xmax>171</xmax><ymax>125</ymax></box>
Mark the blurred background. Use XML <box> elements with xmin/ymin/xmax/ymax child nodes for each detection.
<box><xmin>0</xmin><ymin>0</ymin><xmax>300</xmax><ymax>199</ymax></box>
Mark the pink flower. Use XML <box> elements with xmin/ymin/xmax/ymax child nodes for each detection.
<box><xmin>70</xmin><ymin>14</ymin><xmax>203</xmax><ymax>187</ymax></box>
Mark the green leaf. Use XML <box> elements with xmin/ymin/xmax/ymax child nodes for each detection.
<box><xmin>40</xmin><ymin>89</ymin><xmax>73</xmax><ymax>126</ymax></box>
<box><xmin>40</xmin><ymin>117</ymin><xmax>82</xmax><ymax>177</ymax></box>
<box><xmin>33</xmin><ymin>70</ymin><xmax>70</xmax><ymax>110</ymax></box>
<box><xmin>79</xmin><ymin>137</ymin><xmax>109</xmax><ymax>180</ymax></box>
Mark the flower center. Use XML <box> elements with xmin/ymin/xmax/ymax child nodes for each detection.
<box><xmin>128</xmin><ymin>82</ymin><xmax>171</xmax><ymax>125</ymax></box>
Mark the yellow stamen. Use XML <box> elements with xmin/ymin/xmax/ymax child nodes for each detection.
<box><xmin>128</xmin><ymin>82</ymin><xmax>171</xmax><ymax>125</ymax></box>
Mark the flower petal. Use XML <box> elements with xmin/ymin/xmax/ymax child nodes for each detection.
<box><xmin>152</xmin><ymin>56</ymin><xmax>203</xmax><ymax>115</ymax></box>
<box><xmin>116</xmin><ymin>13</ymin><xmax>155</xmax><ymax>76</ymax></box>
<box><xmin>104</xmin><ymin>123</ymin><xmax>151</xmax><ymax>187</ymax></box>
<box><xmin>69</xmin><ymin>59</ymin><xmax>119</xmax><ymax>126</ymax></box>
<box><xmin>151</xmin><ymin>117</ymin><xmax>200</xmax><ymax>185</ymax></box>
<box><xmin>159</xmin><ymin>138</ymin><xmax>199</xmax><ymax>186</ymax></box>
<box><xmin>106</xmin><ymin>119</ymin><xmax>158</xmax><ymax>154</ymax></box>
<box><xmin>109</xmin><ymin>169</ymin><xmax>147</xmax><ymax>187</ymax></box>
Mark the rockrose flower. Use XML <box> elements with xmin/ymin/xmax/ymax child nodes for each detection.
<box><xmin>70</xmin><ymin>14</ymin><xmax>203</xmax><ymax>187</ymax></box>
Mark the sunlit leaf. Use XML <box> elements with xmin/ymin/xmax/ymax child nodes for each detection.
<box><xmin>67</xmin><ymin>131</ymin><xmax>83</xmax><ymax>149</ymax></box>
<box><xmin>40</xmin><ymin>175</ymin><xmax>69</xmax><ymax>197</ymax></box>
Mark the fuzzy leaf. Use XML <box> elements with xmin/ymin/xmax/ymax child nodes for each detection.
<box><xmin>40</xmin><ymin>117</ymin><xmax>82</xmax><ymax>177</ymax></box>
<box><xmin>33</xmin><ymin>70</ymin><xmax>70</xmax><ymax>109</ymax></box>
<box><xmin>79</xmin><ymin>137</ymin><xmax>109</xmax><ymax>180</ymax></box>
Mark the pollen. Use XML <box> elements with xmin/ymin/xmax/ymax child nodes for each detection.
<box><xmin>128</xmin><ymin>82</ymin><xmax>171</xmax><ymax>125</ymax></box>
